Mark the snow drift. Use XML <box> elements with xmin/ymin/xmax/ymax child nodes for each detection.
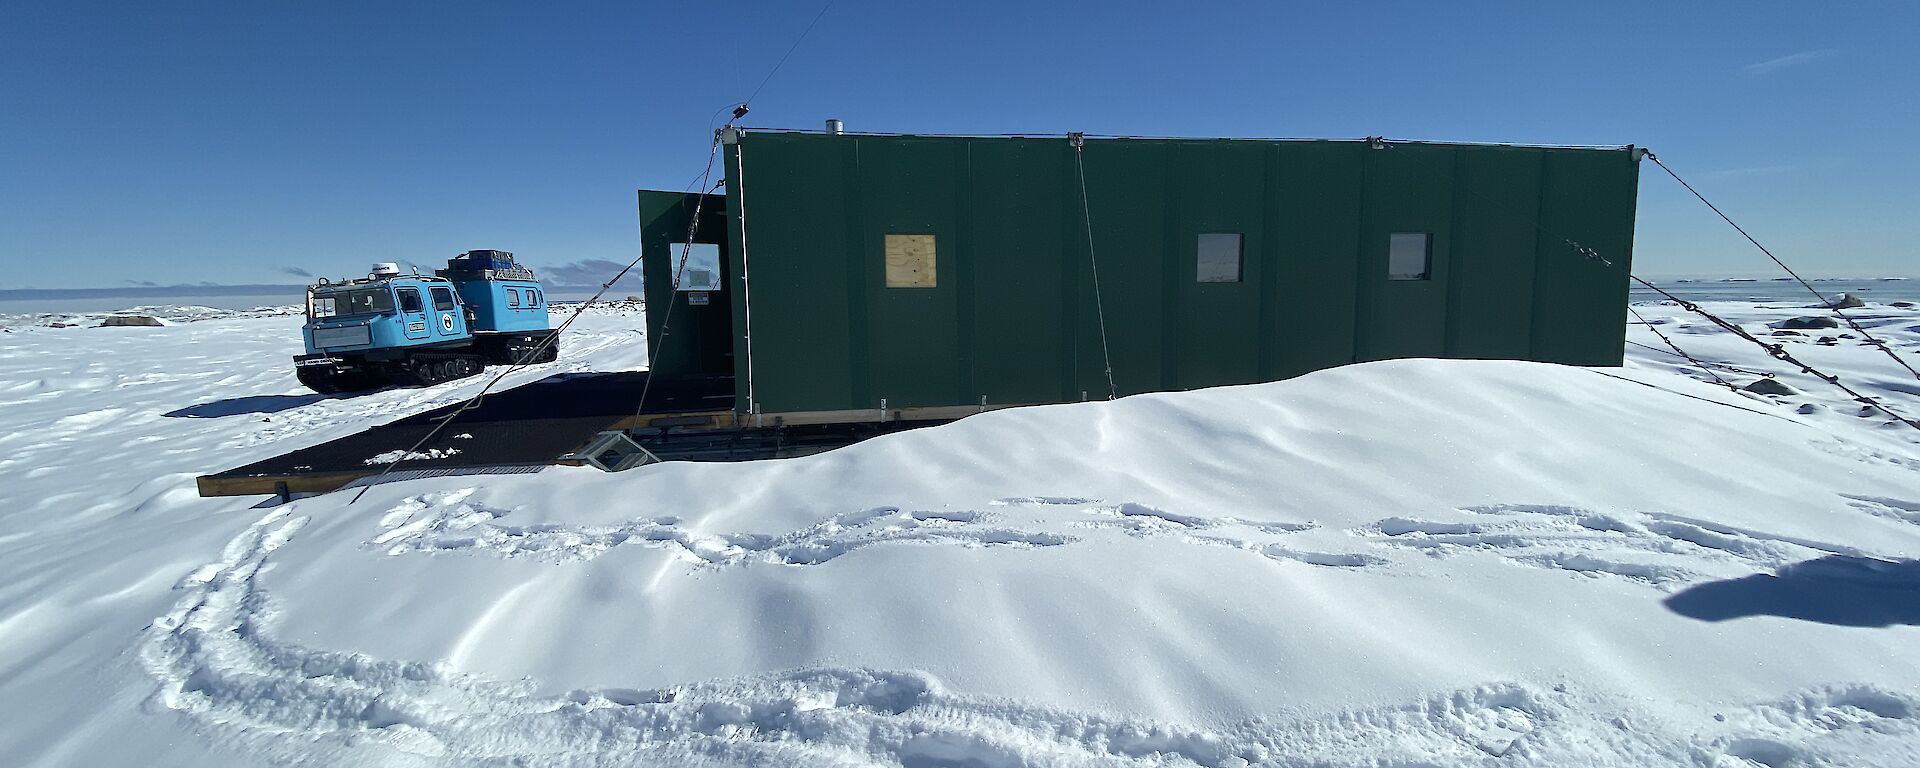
<box><xmin>3</xmin><ymin>302</ymin><xmax>1920</xmax><ymax>767</ymax></box>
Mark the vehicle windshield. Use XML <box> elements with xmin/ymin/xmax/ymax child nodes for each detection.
<box><xmin>309</xmin><ymin>287</ymin><xmax>395</xmax><ymax>319</ymax></box>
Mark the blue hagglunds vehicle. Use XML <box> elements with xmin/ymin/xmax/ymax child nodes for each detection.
<box><xmin>295</xmin><ymin>250</ymin><xmax>559</xmax><ymax>393</ymax></box>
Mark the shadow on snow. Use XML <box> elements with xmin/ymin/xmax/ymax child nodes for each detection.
<box><xmin>164</xmin><ymin>393</ymin><xmax>344</xmax><ymax>418</ymax></box>
<box><xmin>1664</xmin><ymin>555</ymin><xmax>1920</xmax><ymax>628</ymax></box>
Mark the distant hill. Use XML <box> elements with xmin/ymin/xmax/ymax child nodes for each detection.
<box><xmin>0</xmin><ymin>284</ymin><xmax>310</xmax><ymax>301</ymax></box>
<box><xmin>0</xmin><ymin>282</ymin><xmax>629</xmax><ymax>302</ymax></box>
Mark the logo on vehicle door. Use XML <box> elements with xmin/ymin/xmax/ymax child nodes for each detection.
<box><xmin>441</xmin><ymin>315</ymin><xmax>456</xmax><ymax>332</ymax></box>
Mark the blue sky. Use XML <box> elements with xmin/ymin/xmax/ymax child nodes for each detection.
<box><xmin>2</xmin><ymin>0</ymin><xmax>1914</xmax><ymax>289</ymax></box>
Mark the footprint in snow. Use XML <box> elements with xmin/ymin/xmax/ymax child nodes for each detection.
<box><xmin>370</xmin><ymin>496</ymin><xmax>1069</xmax><ymax>567</ymax></box>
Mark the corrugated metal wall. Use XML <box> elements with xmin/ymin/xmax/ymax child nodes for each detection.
<box><xmin>685</xmin><ymin>131</ymin><xmax>1638</xmax><ymax>415</ymax></box>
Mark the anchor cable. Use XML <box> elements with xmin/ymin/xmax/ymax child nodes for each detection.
<box><xmin>1643</xmin><ymin>150</ymin><xmax>1919</xmax><ymax>381</ymax></box>
<box><xmin>1070</xmin><ymin>132</ymin><xmax>1119</xmax><ymax>401</ymax></box>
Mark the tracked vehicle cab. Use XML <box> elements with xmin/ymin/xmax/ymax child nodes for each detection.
<box><xmin>294</xmin><ymin>253</ymin><xmax>558</xmax><ymax>393</ymax></box>
<box><xmin>304</xmin><ymin>263</ymin><xmax>471</xmax><ymax>357</ymax></box>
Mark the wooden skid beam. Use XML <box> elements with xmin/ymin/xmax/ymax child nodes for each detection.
<box><xmin>607</xmin><ymin>403</ymin><xmax>1034</xmax><ymax>432</ymax></box>
<box><xmin>198</xmin><ymin>403</ymin><xmax>1039</xmax><ymax>498</ymax></box>
<box><xmin>196</xmin><ymin>471</ymin><xmax>370</xmax><ymax>498</ymax></box>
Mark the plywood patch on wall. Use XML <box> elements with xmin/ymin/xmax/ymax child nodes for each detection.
<box><xmin>884</xmin><ymin>234</ymin><xmax>937</xmax><ymax>288</ymax></box>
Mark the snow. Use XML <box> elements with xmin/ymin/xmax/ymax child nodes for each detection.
<box><xmin>2</xmin><ymin>300</ymin><xmax>1919</xmax><ymax>767</ymax></box>
<box><xmin>364</xmin><ymin>447</ymin><xmax>463</xmax><ymax>465</ymax></box>
<box><xmin>0</xmin><ymin>303</ymin><xmax>303</xmax><ymax>329</ymax></box>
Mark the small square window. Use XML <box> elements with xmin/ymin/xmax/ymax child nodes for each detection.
<box><xmin>670</xmin><ymin>243</ymin><xmax>723</xmax><ymax>291</ymax></box>
<box><xmin>506</xmin><ymin>289</ymin><xmax>521</xmax><ymax>307</ymax></box>
<box><xmin>431</xmin><ymin>286</ymin><xmax>457</xmax><ymax>311</ymax></box>
<box><xmin>1388</xmin><ymin>232</ymin><xmax>1431</xmax><ymax>281</ymax></box>
<box><xmin>885</xmin><ymin>234</ymin><xmax>937</xmax><ymax>288</ymax></box>
<box><xmin>1196</xmin><ymin>233</ymin><xmax>1243</xmax><ymax>283</ymax></box>
<box><xmin>397</xmin><ymin>288</ymin><xmax>423</xmax><ymax>314</ymax></box>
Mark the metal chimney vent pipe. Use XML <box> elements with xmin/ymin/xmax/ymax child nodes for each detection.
<box><xmin>825</xmin><ymin>118</ymin><xmax>844</xmax><ymax>134</ymax></box>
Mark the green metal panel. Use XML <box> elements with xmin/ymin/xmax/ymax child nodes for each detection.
<box><xmin>1357</xmin><ymin>143</ymin><xmax>1455</xmax><ymax>361</ymax></box>
<box><xmin>1445</xmin><ymin>147</ymin><xmax>1543</xmax><ymax>359</ymax></box>
<box><xmin>636</xmin><ymin>190</ymin><xmax>731</xmax><ymax>381</ymax></box>
<box><xmin>1167</xmin><ymin>141</ymin><xmax>1266</xmax><ymax>390</ymax></box>
<box><xmin>967</xmin><ymin>139</ymin><xmax>1070</xmax><ymax>405</ymax></box>
<box><xmin>1075</xmin><ymin>140</ymin><xmax>1169</xmax><ymax>398</ymax></box>
<box><xmin>724</xmin><ymin>135</ymin><xmax>858</xmax><ymax>412</ymax></box>
<box><xmin>1267</xmin><ymin>142</ymin><xmax>1365</xmax><ymax>378</ymax></box>
<box><xmin>1533</xmin><ymin>149</ymin><xmax>1640</xmax><ymax>365</ymax></box>
<box><xmin>859</xmin><ymin>137</ymin><xmax>966</xmax><ymax>408</ymax></box>
<box><xmin>669</xmin><ymin>131</ymin><xmax>1638</xmax><ymax>416</ymax></box>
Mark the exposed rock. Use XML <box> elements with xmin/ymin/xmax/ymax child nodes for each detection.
<box><xmin>1742</xmin><ymin>378</ymin><xmax>1796</xmax><ymax>396</ymax></box>
<box><xmin>1771</xmin><ymin>330</ymin><xmax>1803</xmax><ymax>337</ymax></box>
<box><xmin>99</xmin><ymin>315</ymin><xmax>166</xmax><ymax>327</ymax></box>
<box><xmin>1795</xmin><ymin>403</ymin><xmax>1821</xmax><ymax>415</ymax></box>
<box><xmin>1819</xmin><ymin>293</ymin><xmax>1865</xmax><ymax>309</ymax></box>
<box><xmin>1777</xmin><ymin>316</ymin><xmax>1840</xmax><ymax>330</ymax></box>
<box><xmin>1892</xmin><ymin>301</ymin><xmax>1915</xmax><ymax>309</ymax></box>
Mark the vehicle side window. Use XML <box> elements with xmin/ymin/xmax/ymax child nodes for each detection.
<box><xmin>507</xmin><ymin>289</ymin><xmax>520</xmax><ymax>307</ymax></box>
<box><xmin>397</xmin><ymin>288</ymin><xmax>424</xmax><ymax>313</ymax></box>
<box><xmin>336</xmin><ymin>288</ymin><xmax>394</xmax><ymax>315</ymax></box>
<box><xmin>530</xmin><ymin>289</ymin><xmax>541</xmax><ymax>306</ymax></box>
<box><xmin>431</xmin><ymin>286</ymin><xmax>456</xmax><ymax>311</ymax></box>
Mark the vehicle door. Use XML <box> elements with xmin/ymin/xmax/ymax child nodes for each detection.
<box><xmin>429</xmin><ymin>286</ymin><xmax>465</xmax><ymax>339</ymax></box>
<box><xmin>395</xmin><ymin>287</ymin><xmax>430</xmax><ymax>340</ymax></box>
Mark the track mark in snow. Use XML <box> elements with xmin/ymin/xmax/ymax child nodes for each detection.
<box><xmin>1722</xmin><ymin>737</ymin><xmax>1798</xmax><ymax>768</ymax></box>
<box><xmin>991</xmin><ymin>496</ymin><xmax>1099</xmax><ymax>507</ymax></box>
<box><xmin>1843</xmin><ymin>494</ymin><xmax>1920</xmax><ymax>525</ymax></box>
<box><xmin>141</xmin><ymin>514</ymin><xmax>1920</xmax><ymax>768</ymax></box>
<box><xmin>1256</xmin><ymin>545</ymin><xmax>1385</xmax><ymax>568</ymax></box>
<box><xmin>1710</xmin><ymin>685</ymin><xmax>1920</xmax><ymax>767</ymax></box>
<box><xmin>1185</xmin><ymin>535</ymin><xmax>1385</xmax><ymax>569</ymax></box>
<box><xmin>135</xmin><ymin>506</ymin><xmax>1533</xmax><ymax>765</ymax></box>
<box><xmin>1376</xmin><ymin>517</ymin><xmax>1482</xmax><ymax>536</ymax></box>
<box><xmin>1218</xmin><ymin>517</ymin><xmax>1318</xmax><ymax>534</ymax></box>
<box><xmin>1084</xmin><ymin>502</ymin><xmax>1210</xmax><ymax>530</ymax></box>
<box><xmin>50</xmin><ymin>406</ymin><xmax>127</xmax><ymax>434</ymax></box>
<box><xmin>1506</xmin><ymin>553</ymin><xmax>1696</xmax><ymax>586</ymax></box>
<box><xmin>1811</xmin><ymin>437</ymin><xmax>1920</xmax><ymax>473</ymax></box>
<box><xmin>910</xmin><ymin>509</ymin><xmax>982</xmax><ymax>523</ymax></box>
<box><xmin>994</xmin><ymin>496</ymin><xmax>1320</xmax><ymax>536</ymax></box>
<box><xmin>1354</xmin><ymin>504</ymin><xmax>1881</xmax><ymax>588</ymax></box>
<box><xmin>898</xmin><ymin>732</ymin><xmax>1026</xmax><ymax>768</ymax></box>
<box><xmin>1463</xmin><ymin>503</ymin><xmax>1589</xmax><ymax>518</ymax></box>
<box><xmin>372</xmin><ymin>492</ymin><xmax>1069</xmax><ymax>567</ymax></box>
<box><xmin>1641</xmin><ymin>512</ymin><xmax>1866</xmax><ymax>560</ymax></box>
